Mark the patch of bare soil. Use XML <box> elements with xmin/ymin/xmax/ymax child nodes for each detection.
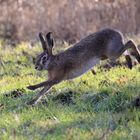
<box><xmin>4</xmin><ymin>89</ymin><xmax>25</xmax><ymax>98</ymax></box>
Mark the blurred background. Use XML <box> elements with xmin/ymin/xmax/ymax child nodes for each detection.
<box><xmin>0</xmin><ymin>0</ymin><xmax>140</xmax><ymax>43</ymax></box>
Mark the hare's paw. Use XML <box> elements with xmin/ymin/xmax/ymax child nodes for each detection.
<box><xmin>27</xmin><ymin>85</ymin><xmax>37</xmax><ymax>90</ymax></box>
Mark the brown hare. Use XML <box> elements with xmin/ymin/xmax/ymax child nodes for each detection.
<box><xmin>27</xmin><ymin>28</ymin><xmax>140</xmax><ymax>105</ymax></box>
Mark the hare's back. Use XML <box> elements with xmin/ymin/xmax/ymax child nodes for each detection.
<box><xmin>77</xmin><ymin>28</ymin><xmax>122</xmax><ymax>48</ymax></box>
<box><xmin>65</xmin><ymin>28</ymin><xmax>123</xmax><ymax>58</ymax></box>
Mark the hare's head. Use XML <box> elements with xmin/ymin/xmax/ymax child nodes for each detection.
<box><xmin>35</xmin><ymin>32</ymin><xmax>55</xmax><ymax>71</ymax></box>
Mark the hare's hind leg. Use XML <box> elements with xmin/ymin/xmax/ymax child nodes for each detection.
<box><xmin>108</xmin><ymin>40</ymin><xmax>136</xmax><ymax>69</ymax></box>
<box><xmin>115</xmin><ymin>41</ymin><xmax>132</xmax><ymax>58</ymax></box>
<box><xmin>125</xmin><ymin>54</ymin><xmax>133</xmax><ymax>69</ymax></box>
<box><xmin>129</xmin><ymin>41</ymin><xmax>140</xmax><ymax>63</ymax></box>
<box><xmin>123</xmin><ymin>40</ymin><xmax>140</xmax><ymax>68</ymax></box>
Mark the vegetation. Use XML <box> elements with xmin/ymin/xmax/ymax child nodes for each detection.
<box><xmin>0</xmin><ymin>40</ymin><xmax>140</xmax><ymax>140</ymax></box>
<box><xmin>0</xmin><ymin>0</ymin><xmax>140</xmax><ymax>42</ymax></box>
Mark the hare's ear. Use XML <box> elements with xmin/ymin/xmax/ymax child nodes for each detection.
<box><xmin>46</xmin><ymin>32</ymin><xmax>55</xmax><ymax>55</ymax></box>
<box><xmin>39</xmin><ymin>32</ymin><xmax>47</xmax><ymax>52</ymax></box>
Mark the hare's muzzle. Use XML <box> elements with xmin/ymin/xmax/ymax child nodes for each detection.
<box><xmin>35</xmin><ymin>66</ymin><xmax>42</xmax><ymax>71</ymax></box>
<box><xmin>35</xmin><ymin>66</ymin><xmax>38</xmax><ymax>69</ymax></box>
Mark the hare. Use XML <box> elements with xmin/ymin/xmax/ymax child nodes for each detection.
<box><xmin>27</xmin><ymin>28</ymin><xmax>140</xmax><ymax>105</ymax></box>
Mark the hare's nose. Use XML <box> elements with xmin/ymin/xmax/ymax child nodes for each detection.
<box><xmin>35</xmin><ymin>66</ymin><xmax>38</xmax><ymax>69</ymax></box>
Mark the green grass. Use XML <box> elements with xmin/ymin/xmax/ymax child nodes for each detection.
<box><xmin>0</xmin><ymin>40</ymin><xmax>140</xmax><ymax>140</ymax></box>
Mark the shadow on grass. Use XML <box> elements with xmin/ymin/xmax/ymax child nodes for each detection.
<box><xmin>15</xmin><ymin>116</ymin><xmax>111</xmax><ymax>139</ymax></box>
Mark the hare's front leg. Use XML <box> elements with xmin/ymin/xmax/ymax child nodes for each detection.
<box><xmin>27</xmin><ymin>81</ymin><xmax>50</xmax><ymax>90</ymax></box>
<box><xmin>27</xmin><ymin>86</ymin><xmax>52</xmax><ymax>106</ymax></box>
<box><xmin>27</xmin><ymin>78</ymin><xmax>62</xmax><ymax>106</ymax></box>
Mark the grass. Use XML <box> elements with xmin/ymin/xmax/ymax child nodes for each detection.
<box><xmin>0</xmin><ymin>40</ymin><xmax>140</xmax><ymax>140</ymax></box>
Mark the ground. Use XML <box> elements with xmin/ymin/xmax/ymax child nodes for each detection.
<box><xmin>0</xmin><ymin>40</ymin><xmax>140</xmax><ymax>140</ymax></box>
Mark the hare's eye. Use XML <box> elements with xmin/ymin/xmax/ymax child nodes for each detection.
<box><xmin>43</xmin><ymin>56</ymin><xmax>46</xmax><ymax>61</ymax></box>
<box><xmin>42</xmin><ymin>56</ymin><xmax>47</xmax><ymax>64</ymax></box>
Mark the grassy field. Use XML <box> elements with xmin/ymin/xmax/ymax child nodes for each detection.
<box><xmin>0</xmin><ymin>40</ymin><xmax>140</xmax><ymax>140</ymax></box>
